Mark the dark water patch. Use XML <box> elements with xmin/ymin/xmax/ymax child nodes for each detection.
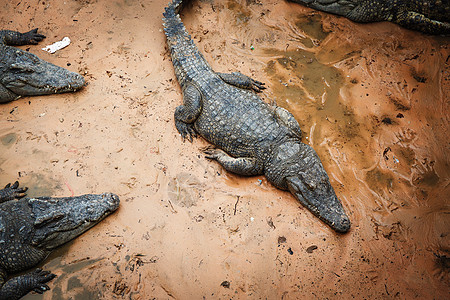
<box><xmin>1</xmin><ymin>133</ymin><xmax>17</xmax><ymax>147</ymax></box>
<box><xmin>295</xmin><ymin>14</ymin><xmax>329</xmax><ymax>46</ymax></box>
<box><xmin>365</xmin><ymin>168</ymin><xmax>395</xmax><ymax>195</ymax></box>
<box><xmin>227</xmin><ymin>0</ymin><xmax>252</xmax><ymax>25</ymax></box>
<box><xmin>434</xmin><ymin>252</ymin><xmax>450</xmax><ymax>270</ymax></box>
<box><xmin>397</xmin><ymin>146</ymin><xmax>416</xmax><ymax>167</ymax></box>
<box><xmin>264</xmin><ymin>48</ymin><xmax>366</xmax><ymax>146</ymax></box>
<box><xmin>22</xmin><ymin>173</ymin><xmax>60</xmax><ymax>197</ymax></box>
<box><xmin>68</xmin><ymin>276</ymin><xmax>83</xmax><ymax>289</ymax></box>
<box><xmin>412</xmin><ymin>160</ymin><xmax>440</xmax><ymax>187</ymax></box>
<box><xmin>26</xmin><ymin>240</ymin><xmax>102</xmax><ymax>299</ymax></box>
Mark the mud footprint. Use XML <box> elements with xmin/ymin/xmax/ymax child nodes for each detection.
<box><xmin>412</xmin><ymin>158</ymin><xmax>440</xmax><ymax>187</ymax></box>
<box><xmin>167</xmin><ymin>172</ymin><xmax>204</xmax><ymax>208</ymax></box>
<box><xmin>395</xmin><ymin>127</ymin><xmax>417</xmax><ymax>144</ymax></box>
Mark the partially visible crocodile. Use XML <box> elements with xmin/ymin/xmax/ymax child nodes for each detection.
<box><xmin>0</xmin><ymin>181</ymin><xmax>120</xmax><ymax>299</ymax></box>
<box><xmin>163</xmin><ymin>0</ymin><xmax>351</xmax><ymax>232</ymax></box>
<box><xmin>287</xmin><ymin>0</ymin><xmax>450</xmax><ymax>35</ymax></box>
<box><xmin>0</xmin><ymin>28</ymin><xmax>85</xmax><ymax>103</ymax></box>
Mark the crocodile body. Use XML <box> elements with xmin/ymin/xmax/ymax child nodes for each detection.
<box><xmin>287</xmin><ymin>0</ymin><xmax>450</xmax><ymax>35</ymax></box>
<box><xmin>0</xmin><ymin>28</ymin><xmax>85</xmax><ymax>103</ymax></box>
<box><xmin>163</xmin><ymin>0</ymin><xmax>351</xmax><ymax>233</ymax></box>
<box><xmin>0</xmin><ymin>182</ymin><xmax>119</xmax><ymax>299</ymax></box>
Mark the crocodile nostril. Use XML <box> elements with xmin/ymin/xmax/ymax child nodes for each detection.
<box><xmin>337</xmin><ymin>217</ymin><xmax>351</xmax><ymax>233</ymax></box>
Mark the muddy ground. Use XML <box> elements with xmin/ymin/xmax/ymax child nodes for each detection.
<box><xmin>1</xmin><ymin>0</ymin><xmax>449</xmax><ymax>299</ymax></box>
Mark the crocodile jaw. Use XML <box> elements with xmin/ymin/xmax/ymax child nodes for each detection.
<box><xmin>30</xmin><ymin>193</ymin><xmax>119</xmax><ymax>250</ymax></box>
<box><xmin>2</xmin><ymin>48</ymin><xmax>85</xmax><ymax>97</ymax></box>
<box><xmin>287</xmin><ymin>176</ymin><xmax>350</xmax><ymax>233</ymax></box>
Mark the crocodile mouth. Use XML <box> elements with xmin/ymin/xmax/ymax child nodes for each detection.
<box><xmin>5</xmin><ymin>75</ymin><xmax>85</xmax><ymax>95</ymax></box>
<box><xmin>286</xmin><ymin>175</ymin><xmax>351</xmax><ymax>233</ymax></box>
<box><xmin>31</xmin><ymin>193</ymin><xmax>120</xmax><ymax>250</ymax></box>
<box><xmin>295</xmin><ymin>190</ymin><xmax>351</xmax><ymax>233</ymax></box>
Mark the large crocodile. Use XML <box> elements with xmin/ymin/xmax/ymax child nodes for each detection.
<box><xmin>287</xmin><ymin>0</ymin><xmax>450</xmax><ymax>35</ymax></box>
<box><xmin>163</xmin><ymin>0</ymin><xmax>351</xmax><ymax>232</ymax></box>
<box><xmin>0</xmin><ymin>181</ymin><xmax>120</xmax><ymax>299</ymax></box>
<box><xmin>0</xmin><ymin>28</ymin><xmax>85</xmax><ymax>103</ymax></box>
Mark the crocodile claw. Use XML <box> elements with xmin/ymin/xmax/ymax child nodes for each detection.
<box><xmin>175</xmin><ymin>121</ymin><xmax>197</xmax><ymax>142</ymax></box>
<box><xmin>23</xmin><ymin>28</ymin><xmax>46</xmax><ymax>45</ymax></box>
<box><xmin>250</xmin><ymin>78</ymin><xmax>266</xmax><ymax>93</ymax></box>
<box><xmin>202</xmin><ymin>146</ymin><xmax>221</xmax><ymax>160</ymax></box>
<box><xmin>2</xmin><ymin>181</ymin><xmax>28</xmax><ymax>201</ymax></box>
<box><xmin>29</xmin><ymin>269</ymin><xmax>56</xmax><ymax>293</ymax></box>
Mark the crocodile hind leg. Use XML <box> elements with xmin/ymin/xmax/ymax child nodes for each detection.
<box><xmin>0</xmin><ymin>181</ymin><xmax>28</xmax><ymax>203</ymax></box>
<box><xmin>0</xmin><ymin>28</ymin><xmax>45</xmax><ymax>46</ymax></box>
<box><xmin>274</xmin><ymin>107</ymin><xmax>303</xmax><ymax>139</ymax></box>
<box><xmin>217</xmin><ymin>72</ymin><xmax>266</xmax><ymax>92</ymax></box>
<box><xmin>397</xmin><ymin>11</ymin><xmax>450</xmax><ymax>35</ymax></box>
<box><xmin>0</xmin><ymin>268</ymin><xmax>56</xmax><ymax>300</ymax></box>
<box><xmin>203</xmin><ymin>147</ymin><xmax>264</xmax><ymax>175</ymax></box>
<box><xmin>175</xmin><ymin>84</ymin><xmax>202</xmax><ymax>142</ymax></box>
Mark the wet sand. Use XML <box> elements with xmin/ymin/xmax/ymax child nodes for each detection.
<box><xmin>1</xmin><ymin>0</ymin><xmax>449</xmax><ymax>299</ymax></box>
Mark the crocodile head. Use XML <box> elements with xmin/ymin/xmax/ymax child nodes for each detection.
<box><xmin>267</xmin><ymin>141</ymin><xmax>351</xmax><ymax>233</ymax></box>
<box><xmin>29</xmin><ymin>193</ymin><xmax>119</xmax><ymax>250</ymax></box>
<box><xmin>1</xmin><ymin>48</ymin><xmax>85</xmax><ymax>98</ymax></box>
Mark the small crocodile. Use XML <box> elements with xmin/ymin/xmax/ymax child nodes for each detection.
<box><xmin>287</xmin><ymin>0</ymin><xmax>450</xmax><ymax>35</ymax></box>
<box><xmin>0</xmin><ymin>28</ymin><xmax>85</xmax><ymax>103</ymax></box>
<box><xmin>163</xmin><ymin>0</ymin><xmax>351</xmax><ymax>232</ymax></box>
<box><xmin>0</xmin><ymin>181</ymin><xmax>120</xmax><ymax>299</ymax></box>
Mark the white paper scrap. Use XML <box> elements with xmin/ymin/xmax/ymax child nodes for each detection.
<box><xmin>42</xmin><ymin>37</ymin><xmax>71</xmax><ymax>54</ymax></box>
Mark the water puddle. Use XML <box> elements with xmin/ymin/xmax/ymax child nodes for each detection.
<box><xmin>22</xmin><ymin>173</ymin><xmax>61</xmax><ymax>198</ymax></box>
<box><xmin>1</xmin><ymin>132</ymin><xmax>17</xmax><ymax>147</ymax></box>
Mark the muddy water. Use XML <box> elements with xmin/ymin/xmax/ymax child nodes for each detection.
<box><xmin>1</xmin><ymin>0</ymin><xmax>449</xmax><ymax>299</ymax></box>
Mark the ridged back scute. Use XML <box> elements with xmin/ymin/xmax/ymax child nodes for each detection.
<box><xmin>164</xmin><ymin>0</ymin><xmax>184</xmax><ymax>16</ymax></box>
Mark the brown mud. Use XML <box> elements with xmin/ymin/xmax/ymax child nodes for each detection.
<box><xmin>1</xmin><ymin>0</ymin><xmax>449</xmax><ymax>299</ymax></box>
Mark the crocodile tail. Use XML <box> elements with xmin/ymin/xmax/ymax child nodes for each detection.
<box><xmin>163</xmin><ymin>0</ymin><xmax>210</xmax><ymax>86</ymax></box>
<box><xmin>162</xmin><ymin>0</ymin><xmax>188</xmax><ymax>40</ymax></box>
<box><xmin>164</xmin><ymin>0</ymin><xmax>185</xmax><ymax>15</ymax></box>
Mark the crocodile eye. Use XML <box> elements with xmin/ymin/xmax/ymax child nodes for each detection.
<box><xmin>10</xmin><ymin>63</ymin><xmax>34</xmax><ymax>73</ymax></box>
<box><xmin>305</xmin><ymin>180</ymin><xmax>316</xmax><ymax>190</ymax></box>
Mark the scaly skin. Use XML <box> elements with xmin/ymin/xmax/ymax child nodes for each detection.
<box><xmin>163</xmin><ymin>0</ymin><xmax>351</xmax><ymax>233</ymax></box>
<box><xmin>0</xmin><ymin>182</ymin><xmax>119</xmax><ymax>299</ymax></box>
<box><xmin>0</xmin><ymin>28</ymin><xmax>85</xmax><ymax>103</ymax></box>
<box><xmin>287</xmin><ymin>0</ymin><xmax>450</xmax><ymax>35</ymax></box>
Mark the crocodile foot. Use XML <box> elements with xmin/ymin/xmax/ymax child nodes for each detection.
<box><xmin>28</xmin><ymin>269</ymin><xmax>56</xmax><ymax>294</ymax></box>
<box><xmin>0</xmin><ymin>181</ymin><xmax>28</xmax><ymax>203</ymax></box>
<box><xmin>244</xmin><ymin>75</ymin><xmax>266</xmax><ymax>93</ymax></box>
<box><xmin>22</xmin><ymin>28</ymin><xmax>46</xmax><ymax>45</ymax></box>
<box><xmin>175</xmin><ymin>121</ymin><xmax>197</xmax><ymax>142</ymax></box>
<box><xmin>202</xmin><ymin>146</ymin><xmax>221</xmax><ymax>159</ymax></box>
<box><xmin>0</xmin><ymin>269</ymin><xmax>56</xmax><ymax>299</ymax></box>
<box><xmin>218</xmin><ymin>72</ymin><xmax>266</xmax><ymax>93</ymax></box>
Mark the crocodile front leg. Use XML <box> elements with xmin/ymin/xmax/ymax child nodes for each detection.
<box><xmin>0</xmin><ymin>182</ymin><xmax>28</xmax><ymax>203</ymax></box>
<box><xmin>0</xmin><ymin>268</ymin><xmax>56</xmax><ymax>300</ymax></box>
<box><xmin>203</xmin><ymin>147</ymin><xmax>264</xmax><ymax>176</ymax></box>
<box><xmin>274</xmin><ymin>107</ymin><xmax>302</xmax><ymax>139</ymax></box>
<box><xmin>0</xmin><ymin>28</ymin><xmax>45</xmax><ymax>46</ymax></box>
<box><xmin>217</xmin><ymin>72</ymin><xmax>266</xmax><ymax>93</ymax></box>
<box><xmin>175</xmin><ymin>84</ymin><xmax>202</xmax><ymax>142</ymax></box>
